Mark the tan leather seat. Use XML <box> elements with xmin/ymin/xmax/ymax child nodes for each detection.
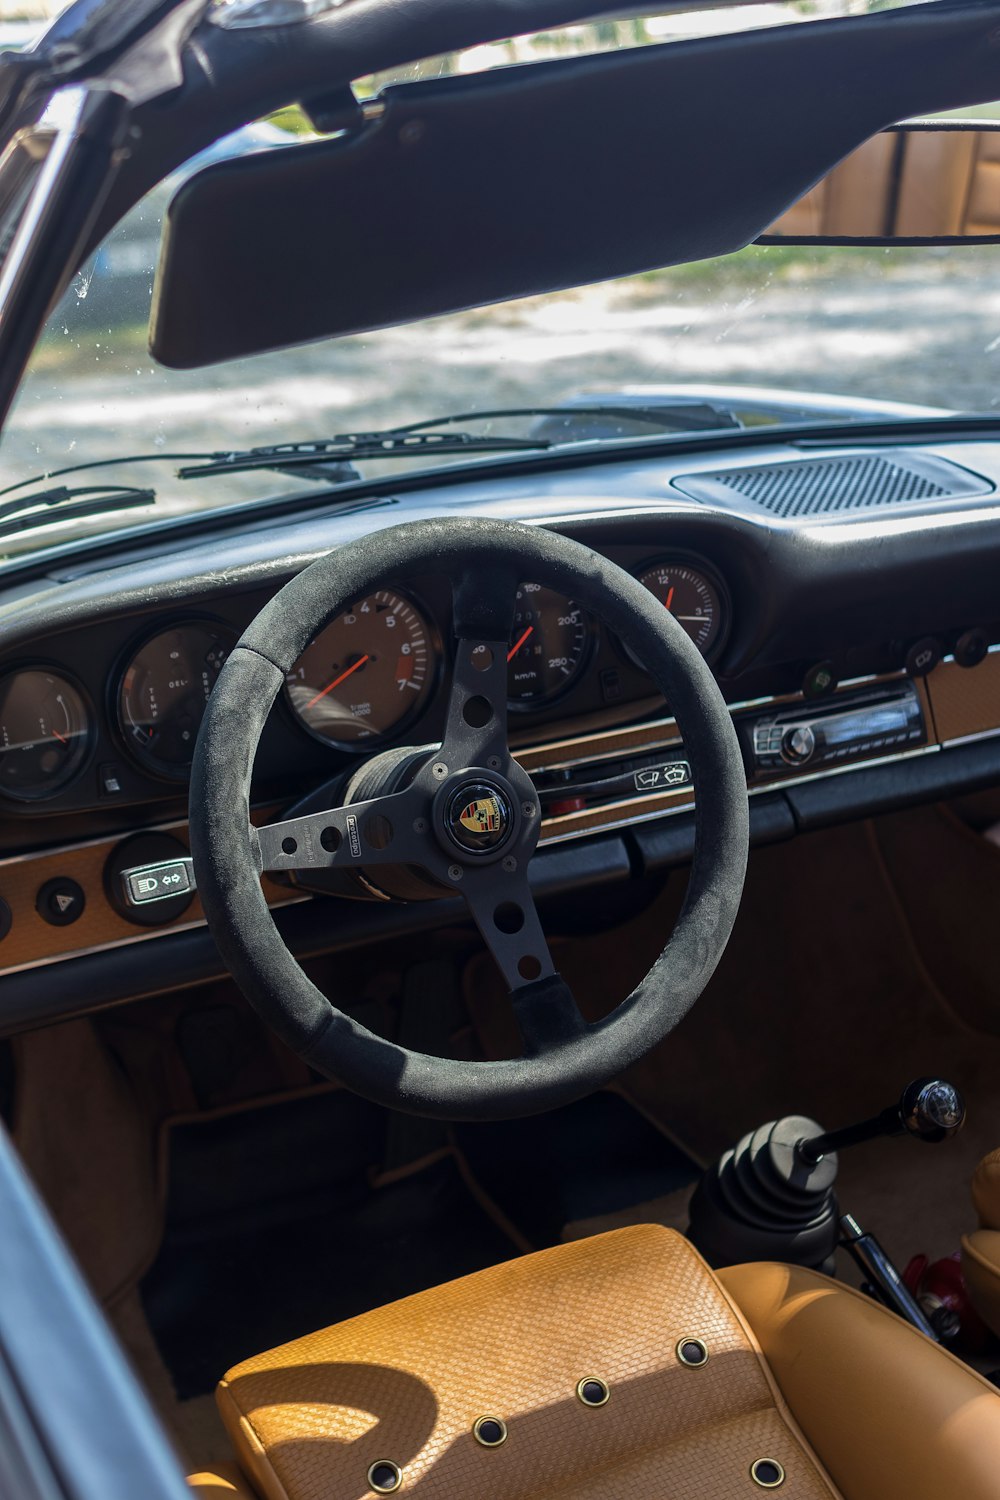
<box><xmin>189</xmin><ymin>1223</ymin><xmax>1000</xmax><ymax>1500</ymax></box>
<box><xmin>962</xmin><ymin>1147</ymin><xmax>1000</xmax><ymax>1336</ymax></box>
<box><xmin>187</xmin><ymin>1463</ymin><xmax>259</xmax><ymax>1497</ymax></box>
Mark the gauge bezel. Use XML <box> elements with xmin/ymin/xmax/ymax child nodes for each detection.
<box><xmin>0</xmin><ymin>662</ymin><xmax>94</xmax><ymax>803</ymax></box>
<box><xmin>617</xmin><ymin>552</ymin><xmax>732</xmax><ymax>670</ymax></box>
<box><xmin>506</xmin><ymin>585</ymin><xmax>598</xmax><ymax>714</ymax></box>
<box><xmin>114</xmin><ymin>615</ymin><xmax>238</xmax><ymax>782</ymax></box>
<box><xmin>283</xmin><ymin>585</ymin><xmax>443</xmax><ymax>752</ymax></box>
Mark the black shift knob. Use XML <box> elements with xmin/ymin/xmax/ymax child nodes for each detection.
<box><xmin>897</xmin><ymin>1077</ymin><xmax>965</xmax><ymax>1142</ymax></box>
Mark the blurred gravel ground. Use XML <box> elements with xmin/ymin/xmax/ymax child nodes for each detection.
<box><xmin>4</xmin><ymin>248</ymin><xmax>1000</xmax><ymax>519</ymax></box>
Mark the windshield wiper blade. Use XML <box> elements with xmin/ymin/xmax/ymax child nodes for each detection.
<box><xmin>0</xmin><ymin>484</ymin><xmax>155</xmax><ymax>542</ymax></box>
<box><xmin>177</xmin><ymin>429</ymin><xmax>554</xmax><ymax>479</ymax></box>
<box><xmin>176</xmin><ymin>401</ymin><xmax>747</xmax><ymax>481</ymax></box>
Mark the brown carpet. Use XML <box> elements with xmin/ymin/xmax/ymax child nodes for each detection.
<box><xmin>467</xmin><ymin>809</ymin><xmax>1000</xmax><ymax>1271</ymax></box>
<box><xmin>12</xmin><ymin>1018</ymin><xmax>162</xmax><ymax>1304</ymax></box>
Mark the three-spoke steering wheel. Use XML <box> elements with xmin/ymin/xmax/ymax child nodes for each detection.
<box><xmin>189</xmin><ymin>517</ymin><xmax>748</xmax><ymax>1119</ymax></box>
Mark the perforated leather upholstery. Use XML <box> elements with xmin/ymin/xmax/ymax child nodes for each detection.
<box><xmin>187</xmin><ymin>1463</ymin><xmax>259</xmax><ymax>1498</ymax></box>
<box><xmin>194</xmin><ymin>1223</ymin><xmax>1000</xmax><ymax>1500</ymax></box>
<box><xmin>213</xmin><ymin>1226</ymin><xmax>838</xmax><ymax>1500</ymax></box>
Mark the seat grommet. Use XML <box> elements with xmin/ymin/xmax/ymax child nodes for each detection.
<box><xmin>368</xmin><ymin>1460</ymin><xmax>402</xmax><ymax>1493</ymax></box>
<box><xmin>472</xmin><ymin>1415</ymin><xmax>508</xmax><ymax>1447</ymax></box>
<box><xmin>576</xmin><ymin>1376</ymin><xmax>610</xmax><ymax>1406</ymax></box>
<box><xmin>675</xmin><ymin>1336</ymin><xmax>709</xmax><ymax>1367</ymax></box>
<box><xmin>750</xmin><ymin>1457</ymin><xmax>786</xmax><ymax>1488</ymax></box>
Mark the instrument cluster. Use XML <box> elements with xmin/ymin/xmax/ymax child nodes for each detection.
<box><xmin>0</xmin><ymin>554</ymin><xmax>730</xmax><ymax>805</ymax></box>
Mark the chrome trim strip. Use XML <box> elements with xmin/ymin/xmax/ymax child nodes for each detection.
<box><xmin>0</xmin><ymin>895</ymin><xmax>311</xmax><ymax>980</ymax></box>
<box><xmin>940</xmin><ymin>724</ymin><xmax>1000</xmax><ymax>750</ymax></box>
<box><xmin>536</xmin><ymin>743</ymin><xmax>941</xmax><ymax>847</ymax></box>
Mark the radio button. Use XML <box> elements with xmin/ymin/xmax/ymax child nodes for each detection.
<box><xmin>780</xmin><ymin>725</ymin><xmax>816</xmax><ymax>765</ymax></box>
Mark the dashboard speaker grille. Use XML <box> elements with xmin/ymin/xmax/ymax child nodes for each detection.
<box><xmin>672</xmin><ymin>451</ymin><xmax>992</xmax><ymax>518</ymax></box>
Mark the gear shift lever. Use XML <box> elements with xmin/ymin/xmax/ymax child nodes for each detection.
<box><xmin>687</xmin><ymin>1077</ymin><xmax>966</xmax><ymax>1274</ymax></box>
<box><xmin>797</xmin><ymin>1078</ymin><xmax>965</xmax><ymax>1165</ymax></box>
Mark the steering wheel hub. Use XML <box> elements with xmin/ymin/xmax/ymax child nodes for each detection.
<box><xmin>442</xmin><ymin>779</ymin><xmax>516</xmax><ymax>856</ymax></box>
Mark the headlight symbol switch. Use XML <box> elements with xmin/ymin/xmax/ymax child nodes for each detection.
<box><xmin>105</xmin><ymin>833</ymin><xmax>197</xmax><ymax>927</ymax></box>
<box><xmin>124</xmin><ymin>858</ymin><xmax>194</xmax><ymax>906</ymax></box>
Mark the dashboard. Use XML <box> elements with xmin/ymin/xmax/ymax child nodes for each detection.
<box><xmin>2</xmin><ymin>431</ymin><xmax>1000</xmax><ymax>1033</ymax></box>
<box><xmin>0</xmin><ymin>551</ymin><xmax>728</xmax><ymax>810</ymax></box>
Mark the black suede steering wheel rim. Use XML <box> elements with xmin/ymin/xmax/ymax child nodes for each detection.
<box><xmin>189</xmin><ymin>516</ymin><xmax>749</xmax><ymax>1120</ymax></box>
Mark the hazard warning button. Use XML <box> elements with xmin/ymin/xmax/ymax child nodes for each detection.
<box><xmin>37</xmin><ymin>877</ymin><xmax>85</xmax><ymax>927</ymax></box>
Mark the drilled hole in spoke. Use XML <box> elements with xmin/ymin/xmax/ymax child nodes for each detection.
<box><xmin>321</xmin><ymin>826</ymin><xmax>341</xmax><ymax>853</ymax></box>
<box><xmin>518</xmin><ymin>954</ymin><xmax>542</xmax><ymax>981</ymax></box>
<box><xmin>364</xmin><ymin>814</ymin><xmax>394</xmax><ymax>851</ymax></box>
<box><xmin>463</xmin><ymin>694</ymin><xmax>493</xmax><ymax>728</ymax></box>
<box><xmin>281</xmin><ymin>837</ymin><xmax>297</xmax><ymax>856</ymax></box>
<box><xmin>494</xmin><ymin>902</ymin><xmax>525</xmax><ymax>934</ymax></box>
<box><xmin>470</xmin><ymin>645</ymin><xmax>493</xmax><ymax>671</ymax></box>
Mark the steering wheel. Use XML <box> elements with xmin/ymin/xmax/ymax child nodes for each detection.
<box><xmin>189</xmin><ymin>517</ymin><xmax>748</xmax><ymax>1119</ymax></box>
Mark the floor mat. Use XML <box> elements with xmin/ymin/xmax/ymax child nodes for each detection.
<box><xmin>141</xmin><ymin>1091</ymin><xmax>519</xmax><ymax>1399</ymax></box>
<box><xmin>456</xmin><ymin>1091</ymin><xmax>700</xmax><ymax>1246</ymax></box>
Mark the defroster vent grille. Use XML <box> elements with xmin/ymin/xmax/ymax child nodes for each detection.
<box><xmin>672</xmin><ymin>451</ymin><xmax>992</xmax><ymax>519</ymax></box>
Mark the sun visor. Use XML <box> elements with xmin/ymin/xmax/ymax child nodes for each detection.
<box><xmin>150</xmin><ymin>3</ymin><xmax>1000</xmax><ymax>369</ymax></box>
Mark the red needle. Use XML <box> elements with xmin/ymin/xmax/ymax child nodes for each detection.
<box><xmin>52</xmin><ymin>730</ymin><xmax>67</xmax><ymax>745</ymax></box>
<box><xmin>507</xmin><ymin>626</ymin><xmax>534</xmax><ymax>663</ymax></box>
<box><xmin>664</xmin><ymin>586</ymin><xmax>675</xmax><ymax>611</ymax></box>
<box><xmin>306</xmin><ymin>654</ymin><xmax>370</xmax><ymax>709</ymax></box>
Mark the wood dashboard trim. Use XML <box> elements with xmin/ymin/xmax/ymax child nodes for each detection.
<box><xmin>0</xmin><ymin>809</ymin><xmax>301</xmax><ymax>976</ymax></box>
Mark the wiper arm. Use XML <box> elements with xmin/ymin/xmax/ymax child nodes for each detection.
<box><xmin>177</xmin><ymin>429</ymin><xmax>553</xmax><ymax>479</ymax></box>
<box><xmin>176</xmin><ymin>402</ymin><xmax>745</xmax><ymax>481</ymax></box>
<box><xmin>0</xmin><ymin>484</ymin><xmax>155</xmax><ymax>542</ymax></box>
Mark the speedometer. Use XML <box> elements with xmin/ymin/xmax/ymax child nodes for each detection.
<box><xmin>506</xmin><ymin>582</ymin><xmax>592</xmax><ymax>707</ymax></box>
<box><xmin>285</xmin><ymin>589</ymin><xmax>436</xmax><ymax>746</ymax></box>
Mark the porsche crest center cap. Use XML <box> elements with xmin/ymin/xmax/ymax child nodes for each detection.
<box><xmin>446</xmin><ymin>782</ymin><xmax>514</xmax><ymax>854</ymax></box>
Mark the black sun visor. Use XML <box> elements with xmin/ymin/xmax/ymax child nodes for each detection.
<box><xmin>150</xmin><ymin>0</ymin><xmax>1000</xmax><ymax>369</ymax></box>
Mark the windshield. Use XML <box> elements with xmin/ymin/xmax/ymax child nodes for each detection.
<box><xmin>3</xmin><ymin>3</ymin><xmax>1000</xmax><ymax>557</ymax></box>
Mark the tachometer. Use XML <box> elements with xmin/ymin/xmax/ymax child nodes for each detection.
<box><xmin>0</xmin><ymin>669</ymin><xmax>90</xmax><ymax>800</ymax></box>
<box><xmin>624</xmin><ymin>558</ymin><xmax>728</xmax><ymax>665</ymax></box>
<box><xmin>506</xmin><ymin>582</ymin><xmax>592</xmax><ymax>707</ymax></box>
<box><xmin>286</xmin><ymin>589</ymin><xmax>435</xmax><ymax>746</ymax></box>
<box><xmin>118</xmin><ymin>622</ymin><xmax>233</xmax><ymax>776</ymax></box>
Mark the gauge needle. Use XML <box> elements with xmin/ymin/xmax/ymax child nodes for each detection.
<box><xmin>52</xmin><ymin>730</ymin><xmax>67</xmax><ymax>745</ymax></box>
<box><xmin>664</xmin><ymin>587</ymin><xmax>675</xmax><ymax>611</ymax></box>
<box><xmin>306</xmin><ymin>654</ymin><xmax>370</xmax><ymax>709</ymax></box>
<box><xmin>507</xmin><ymin>626</ymin><xmax>534</xmax><ymax>662</ymax></box>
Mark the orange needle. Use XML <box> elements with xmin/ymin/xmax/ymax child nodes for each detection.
<box><xmin>664</xmin><ymin>586</ymin><xmax>675</xmax><ymax>611</ymax></box>
<box><xmin>507</xmin><ymin>626</ymin><xmax>534</xmax><ymax>663</ymax></box>
<box><xmin>52</xmin><ymin>730</ymin><xmax>67</xmax><ymax>745</ymax></box>
<box><xmin>306</xmin><ymin>654</ymin><xmax>370</xmax><ymax>709</ymax></box>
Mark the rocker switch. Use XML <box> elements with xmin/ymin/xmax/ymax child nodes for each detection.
<box><xmin>121</xmin><ymin>857</ymin><xmax>195</xmax><ymax>907</ymax></box>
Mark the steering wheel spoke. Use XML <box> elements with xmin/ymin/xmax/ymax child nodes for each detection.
<box><xmin>440</xmin><ymin>634</ymin><xmax>512</xmax><ymax>768</ymax></box>
<box><xmin>512</xmin><ymin>972</ymin><xmax>588</xmax><ymax>1056</ymax></box>
<box><xmin>460</xmin><ymin>870</ymin><xmax>554</xmax><ymax>992</ymax></box>
<box><xmin>256</xmin><ymin>786</ymin><xmax>428</xmax><ymax>873</ymax></box>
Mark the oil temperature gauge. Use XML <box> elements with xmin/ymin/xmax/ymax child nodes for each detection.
<box><xmin>624</xmin><ymin>558</ymin><xmax>729</xmax><ymax>667</ymax></box>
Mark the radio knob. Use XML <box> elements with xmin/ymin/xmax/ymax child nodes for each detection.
<box><xmin>780</xmin><ymin>724</ymin><xmax>816</xmax><ymax>765</ymax></box>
